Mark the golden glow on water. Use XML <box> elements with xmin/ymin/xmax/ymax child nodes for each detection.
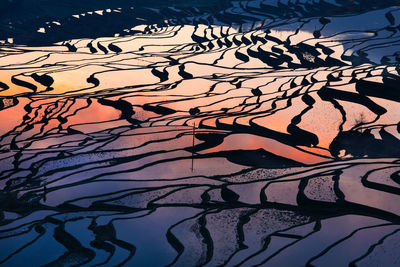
<box><xmin>1</xmin><ymin>37</ymin><xmax>399</xmax><ymax>163</ymax></box>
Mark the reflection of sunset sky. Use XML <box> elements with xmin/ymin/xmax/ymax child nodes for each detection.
<box><xmin>2</xmin><ymin>59</ymin><xmax>400</xmax><ymax>162</ymax></box>
<box><xmin>200</xmin><ymin>133</ymin><xmax>328</xmax><ymax>164</ymax></box>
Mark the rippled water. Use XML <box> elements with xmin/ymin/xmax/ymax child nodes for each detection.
<box><xmin>1</xmin><ymin>0</ymin><xmax>400</xmax><ymax>266</ymax></box>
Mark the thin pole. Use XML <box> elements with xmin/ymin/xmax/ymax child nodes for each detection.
<box><xmin>191</xmin><ymin>122</ymin><xmax>195</xmax><ymax>172</ymax></box>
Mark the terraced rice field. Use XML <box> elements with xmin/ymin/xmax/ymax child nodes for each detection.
<box><xmin>1</xmin><ymin>0</ymin><xmax>400</xmax><ymax>266</ymax></box>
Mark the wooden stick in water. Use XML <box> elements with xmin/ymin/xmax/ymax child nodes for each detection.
<box><xmin>191</xmin><ymin>122</ymin><xmax>195</xmax><ymax>172</ymax></box>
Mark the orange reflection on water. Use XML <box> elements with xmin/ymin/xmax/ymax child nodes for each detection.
<box><xmin>200</xmin><ymin>133</ymin><xmax>330</xmax><ymax>165</ymax></box>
